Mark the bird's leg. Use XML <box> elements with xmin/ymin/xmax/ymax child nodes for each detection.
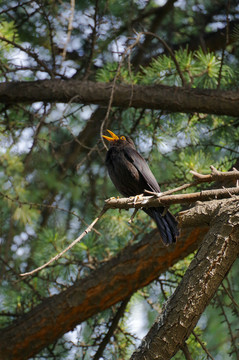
<box><xmin>162</xmin><ymin>206</ymin><xmax>169</xmax><ymax>216</ymax></box>
<box><xmin>128</xmin><ymin>208</ymin><xmax>138</xmax><ymax>224</ymax></box>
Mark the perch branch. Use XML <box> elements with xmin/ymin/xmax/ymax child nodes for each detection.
<box><xmin>105</xmin><ymin>187</ymin><xmax>239</xmax><ymax>210</ymax></box>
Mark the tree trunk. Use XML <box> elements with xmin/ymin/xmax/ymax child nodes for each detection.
<box><xmin>130</xmin><ymin>198</ymin><xmax>239</xmax><ymax>359</ymax></box>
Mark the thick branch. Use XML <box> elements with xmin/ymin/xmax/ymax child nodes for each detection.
<box><xmin>130</xmin><ymin>199</ymin><xmax>239</xmax><ymax>360</ymax></box>
<box><xmin>0</xmin><ymin>80</ymin><xmax>239</xmax><ymax>116</ymax></box>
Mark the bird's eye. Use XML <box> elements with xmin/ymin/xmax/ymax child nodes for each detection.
<box><xmin>120</xmin><ymin>136</ymin><xmax>126</xmax><ymax>140</ymax></box>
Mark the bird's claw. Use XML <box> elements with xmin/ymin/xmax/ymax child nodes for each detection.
<box><xmin>130</xmin><ymin>193</ymin><xmax>144</xmax><ymax>206</ymax></box>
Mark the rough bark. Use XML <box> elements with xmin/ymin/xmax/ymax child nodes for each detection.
<box><xmin>130</xmin><ymin>198</ymin><xmax>239</xmax><ymax>360</ymax></box>
<box><xmin>0</xmin><ymin>80</ymin><xmax>239</xmax><ymax>116</ymax></box>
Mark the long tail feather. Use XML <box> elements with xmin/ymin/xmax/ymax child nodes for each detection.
<box><xmin>143</xmin><ymin>207</ymin><xmax>179</xmax><ymax>245</ymax></box>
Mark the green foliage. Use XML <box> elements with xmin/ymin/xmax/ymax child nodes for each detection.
<box><xmin>96</xmin><ymin>61</ymin><xmax>139</xmax><ymax>84</ymax></box>
<box><xmin>96</xmin><ymin>47</ymin><xmax>234</xmax><ymax>88</ymax></box>
<box><xmin>0</xmin><ymin>19</ymin><xmax>19</xmax><ymax>49</ymax></box>
<box><xmin>141</xmin><ymin>47</ymin><xmax>234</xmax><ymax>88</ymax></box>
<box><xmin>0</xmin><ymin>0</ymin><xmax>239</xmax><ymax>359</ymax></box>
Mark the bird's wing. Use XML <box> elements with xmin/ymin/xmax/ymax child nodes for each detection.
<box><xmin>123</xmin><ymin>146</ymin><xmax>161</xmax><ymax>193</ymax></box>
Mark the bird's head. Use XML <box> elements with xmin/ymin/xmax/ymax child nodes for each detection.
<box><xmin>102</xmin><ymin>129</ymin><xmax>135</xmax><ymax>148</ymax></box>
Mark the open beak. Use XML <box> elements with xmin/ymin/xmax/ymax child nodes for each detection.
<box><xmin>102</xmin><ymin>129</ymin><xmax>119</xmax><ymax>142</ymax></box>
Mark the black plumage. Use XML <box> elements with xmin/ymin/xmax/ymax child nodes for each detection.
<box><xmin>103</xmin><ymin>130</ymin><xmax>179</xmax><ymax>245</ymax></box>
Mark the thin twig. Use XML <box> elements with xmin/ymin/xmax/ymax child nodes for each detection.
<box><xmin>216</xmin><ymin>295</ymin><xmax>239</xmax><ymax>359</ymax></box>
<box><xmin>20</xmin><ymin>207</ymin><xmax>107</xmax><ymax>277</ymax></box>
<box><xmin>0</xmin><ymin>36</ymin><xmax>54</xmax><ymax>77</ymax></box>
<box><xmin>144</xmin><ymin>166</ymin><xmax>239</xmax><ymax>198</ymax></box>
<box><xmin>83</xmin><ymin>0</ymin><xmax>99</xmax><ymax>79</ymax></box>
<box><xmin>144</xmin><ymin>181</ymin><xmax>198</xmax><ymax>197</ymax></box>
<box><xmin>221</xmin><ymin>282</ymin><xmax>239</xmax><ymax>310</ymax></box>
<box><xmin>142</xmin><ymin>31</ymin><xmax>187</xmax><ymax>87</ymax></box>
<box><xmin>93</xmin><ymin>297</ymin><xmax>131</xmax><ymax>360</ymax></box>
<box><xmin>61</xmin><ymin>0</ymin><xmax>75</xmax><ymax>62</ymax></box>
<box><xmin>100</xmin><ymin>32</ymin><xmax>142</xmax><ymax>149</ymax></box>
<box><xmin>0</xmin><ymin>191</ymin><xmax>100</xmax><ymax>235</ymax></box>
<box><xmin>217</xmin><ymin>0</ymin><xmax>230</xmax><ymax>89</ymax></box>
<box><xmin>192</xmin><ymin>331</ymin><xmax>215</xmax><ymax>360</ymax></box>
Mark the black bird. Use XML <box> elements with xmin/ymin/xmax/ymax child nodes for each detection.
<box><xmin>103</xmin><ymin>129</ymin><xmax>179</xmax><ymax>245</ymax></box>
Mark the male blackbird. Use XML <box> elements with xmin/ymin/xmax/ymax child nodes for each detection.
<box><xmin>103</xmin><ymin>130</ymin><xmax>179</xmax><ymax>245</ymax></box>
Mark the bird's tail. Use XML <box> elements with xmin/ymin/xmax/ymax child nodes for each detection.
<box><xmin>143</xmin><ymin>207</ymin><xmax>179</xmax><ymax>245</ymax></box>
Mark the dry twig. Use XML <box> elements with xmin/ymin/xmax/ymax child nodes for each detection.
<box><xmin>20</xmin><ymin>208</ymin><xmax>107</xmax><ymax>277</ymax></box>
<box><xmin>61</xmin><ymin>0</ymin><xmax>75</xmax><ymax>62</ymax></box>
<box><xmin>105</xmin><ymin>187</ymin><xmax>239</xmax><ymax>210</ymax></box>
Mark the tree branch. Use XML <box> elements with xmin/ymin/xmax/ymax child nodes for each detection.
<box><xmin>190</xmin><ymin>165</ymin><xmax>239</xmax><ymax>184</ymax></box>
<box><xmin>19</xmin><ymin>207</ymin><xmax>107</xmax><ymax>277</ymax></box>
<box><xmin>0</xmin><ymin>80</ymin><xmax>239</xmax><ymax>116</ymax></box>
<box><xmin>104</xmin><ymin>187</ymin><xmax>239</xmax><ymax>209</ymax></box>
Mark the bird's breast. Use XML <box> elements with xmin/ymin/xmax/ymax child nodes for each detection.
<box><xmin>105</xmin><ymin>147</ymin><xmax>141</xmax><ymax>196</ymax></box>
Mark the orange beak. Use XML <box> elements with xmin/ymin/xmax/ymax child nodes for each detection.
<box><xmin>102</xmin><ymin>129</ymin><xmax>119</xmax><ymax>142</ymax></box>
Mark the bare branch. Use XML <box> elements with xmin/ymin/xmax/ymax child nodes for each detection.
<box><xmin>142</xmin><ymin>31</ymin><xmax>187</xmax><ymax>87</ymax></box>
<box><xmin>61</xmin><ymin>0</ymin><xmax>75</xmax><ymax>62</ymax></box>
<box><xmin>0</xmin><ymin>80</ymin><xmax>239</xmax><ymax>117</ymax></box>
<box><xmin>0</xmin><ymin>36</ymin><xmax>54</xmax><ymax>77</ymax></box>
<box><xmin>105</xmin><ymin>187</ymin><xmax>239</xmax><ymax>210</ymax></box>
<box><xmin>192</xmin><ymin>331</ymin><xmax>215</xmax><ymax>360</ymax></box>
<box><xmin>145</xmin><ymin>166</ymin><xmax>239</xmax><ymax>198</ymax></box>
<box><xmin>190</xmin><ymin>166</ymin><xmax>239</xmax><ymax>183</ymax></box>
<box><xmin>180</xmin><ymin>343</ymin><xmax>193</xmax><ymax>360</ymax></box>
<box><xmin>20</xmin><ymin>208</ymin><xmax>107</xmax><ymax>277</ymax></box>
